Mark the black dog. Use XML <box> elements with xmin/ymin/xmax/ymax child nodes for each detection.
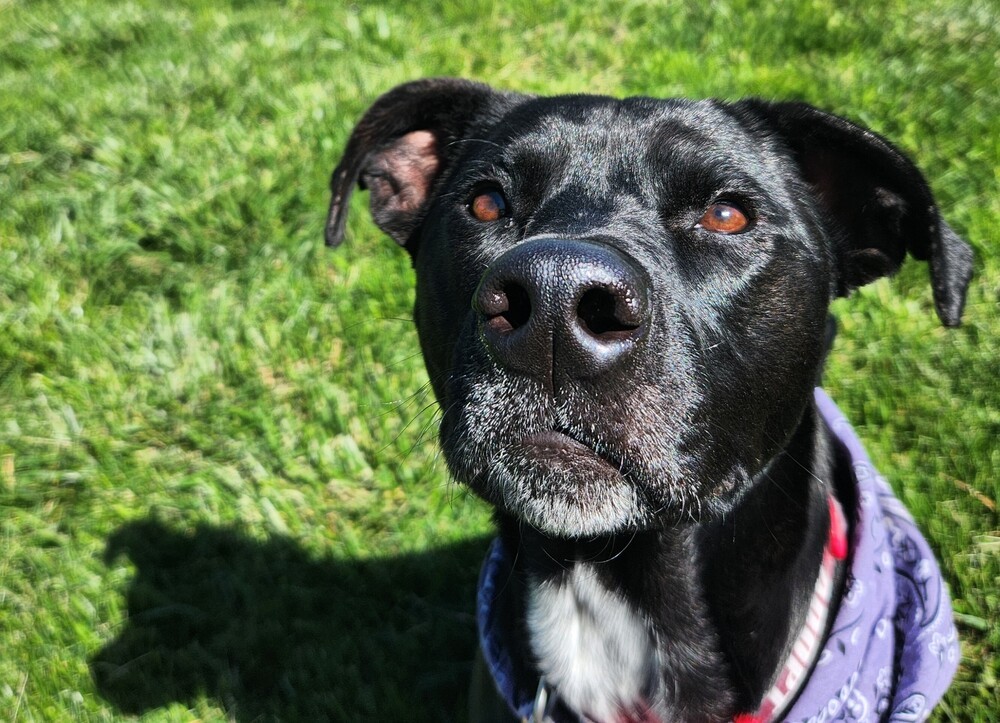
<box><xmin>325</xmin><ymin>79</ymin><xmax>971</xmax><ymax>722</ymax></box>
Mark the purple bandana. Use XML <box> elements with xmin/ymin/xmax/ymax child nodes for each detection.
<box><xmin>476</xmin><ymin>388</ymin><xmax>959</xmax><ymax>722</ymax></box>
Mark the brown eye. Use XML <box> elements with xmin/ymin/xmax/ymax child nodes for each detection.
<box><xmin>469</xmin><ymin>189</ymin><xmax>507</xmax><ymax>222</ymax></box>
<box><xmin>698</xmin><ymin>202</ymin><xmax>750</xmax><ymax>234</ymax></box>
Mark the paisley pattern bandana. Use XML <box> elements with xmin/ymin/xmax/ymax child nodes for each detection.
<box><xmin>476</xmin><ymin>388</ymin><xmax>960</xmax><ymax>722</ymax></box>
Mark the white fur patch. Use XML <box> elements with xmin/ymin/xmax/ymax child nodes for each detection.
<box><xmin>526</xmin><ymin>563</ymin><xmax>658</xmax><ymax>720</ymax></box>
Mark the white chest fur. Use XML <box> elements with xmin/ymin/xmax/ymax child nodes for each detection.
<box><xmin>526</xmin><ymin>563</ymin><xmax>659</xmax><ymax>720</ymax></box>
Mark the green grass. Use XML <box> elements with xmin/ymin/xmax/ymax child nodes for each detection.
<box><xmin>0</xmin><ymin>0</ymin><xmax>996</xmax><ymax>719</ymax></box>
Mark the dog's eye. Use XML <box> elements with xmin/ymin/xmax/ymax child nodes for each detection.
<box><xmin>469</xmin><ymin>189</ymin><xmax>508</xmax><ymax>223</ymax></box>
<box><xmin>697</xmin><ymin>203</ymin><xmax>750</xmax><ymax>234</ymax></box>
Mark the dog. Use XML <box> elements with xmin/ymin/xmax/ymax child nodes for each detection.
<box><xmin>324</xmin><ymin>78</ymin><xmax>971</xmax><ymax>722</ymax></box>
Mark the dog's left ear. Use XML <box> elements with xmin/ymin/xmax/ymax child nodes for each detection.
<box><xmin>324</xmin><ymin>78</ymin><xmax>504</xmax><ymax>249</ymax></box>
<box><xmin>741</xmin><ymin>101</ymin><xmax>974</xmax><ymax>326</ymax></box>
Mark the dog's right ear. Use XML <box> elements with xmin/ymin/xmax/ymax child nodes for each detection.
<box><xmin>738</xmin><ymin>100</ymin><xmax>974</xmax><ymax>327</ymax></box>
<box><xmin>324</xmin><ymin>78</ymin><xmax>500</xmax><ymax>249</ymax></box>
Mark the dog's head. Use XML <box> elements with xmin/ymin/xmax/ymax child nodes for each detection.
<box><xmin>326</xmin><ymin>78</ymin><xmax>972</xmax><ymax>538</ymax></box>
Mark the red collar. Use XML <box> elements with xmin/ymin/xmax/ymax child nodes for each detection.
<box><xmin>734</xmin><ymin>495</ymin><xmax>848</xmax><ymax>723</ymax></box>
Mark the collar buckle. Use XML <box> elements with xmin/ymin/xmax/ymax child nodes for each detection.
<box><xmin>524</xmin><ymin>676</ymin><xmax>558</xmax><ymax>723</ymax></box>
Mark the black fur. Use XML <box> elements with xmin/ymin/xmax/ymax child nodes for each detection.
<box><xmin>326</xmin><ymin>78</ymin><xmax>972</xmax><ymax>721</ymax></box>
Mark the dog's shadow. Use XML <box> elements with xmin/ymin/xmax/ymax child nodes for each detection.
<box><xmin>90</xmin><ymin>518</ymin><xmax>490</xmax><ymax>721</ymax></box>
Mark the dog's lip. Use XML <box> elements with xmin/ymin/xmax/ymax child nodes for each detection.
<box><xmin>523</xmin><ymin>430</ymin><xmax>590</xmax><ymax>452</ymax></box>
<box><xmin>518</xmin><ymin>430</ymin><xmax>620</xmax><ymax>473</ymax></box>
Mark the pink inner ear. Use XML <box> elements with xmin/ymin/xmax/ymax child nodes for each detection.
<box><xmin>374</xmin><ymin>130</ymin><xmax>440</xmax><ymax>213</ymax></box>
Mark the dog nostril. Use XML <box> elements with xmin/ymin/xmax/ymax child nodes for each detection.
<box><xmin>577</xmin><ymin>286</ymin><xmax>641</xmax><ymax>339</ymax></box>
<box><xmin>485</xmin><ymin>283</ymin><xmax>532</xmax><ymax>334</ymax></box>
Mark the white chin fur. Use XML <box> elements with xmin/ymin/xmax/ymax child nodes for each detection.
<box><xmin>500</xmin><ymin>472</ymin><xmax>646</xmax><ymax>538</ymax></box>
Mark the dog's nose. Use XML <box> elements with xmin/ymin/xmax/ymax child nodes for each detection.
<box><xmin>473</xmin><ymin>238</ymin><xmax>649</xmax><ymax>381</ymax></box>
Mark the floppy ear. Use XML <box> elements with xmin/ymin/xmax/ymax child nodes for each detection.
<box><xmin>324</xmin><ymin>78</ymin><xmax>502</xmax><ymax>249</ymax></box>
<box><xmin>742</xmin><ymin>101</ymin><xmax>974</xmax><ymax>326</ymax></box>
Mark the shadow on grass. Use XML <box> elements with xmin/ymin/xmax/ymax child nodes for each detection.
<box><xmin>90</xmin><ymin>519</ymin><xmax>491</xmax><ymax>722</ymax></box>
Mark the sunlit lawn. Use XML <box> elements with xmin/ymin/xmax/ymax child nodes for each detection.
<box><xmin>1</xmin><ymin>0</ymin><xmax>997</xmax><ymax>719</ymax></box>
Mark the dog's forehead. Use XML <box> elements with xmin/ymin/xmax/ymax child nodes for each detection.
<box><xmin>496</xmin><ymin>96</ymin><xmax>751</xmax><ymax>159</ymax></box>
<box><xmin>477</xmin><ymin>95</ymin><xmax>777</xmax><ymax>195</ymax></box>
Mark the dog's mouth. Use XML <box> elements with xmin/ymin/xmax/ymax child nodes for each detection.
<box><xmin>469</xmin><ymin>424</ymin><xmax>651</xmax><ymax>538</ymax></box>
<box><xmin>516</xmin><ymin>429</ymin><xmax>622</xmax><ymax>477</ymax></box>
<box><xmin>438</xmin><ymin>359</ymin><xmax>693</xmax><ymax>537</ymax></box>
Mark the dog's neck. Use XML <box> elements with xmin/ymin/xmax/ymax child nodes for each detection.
<box><xmin>501</xmin><ymin>404</ymin><xmax>843</xmax><ymax>722</ymax></box>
